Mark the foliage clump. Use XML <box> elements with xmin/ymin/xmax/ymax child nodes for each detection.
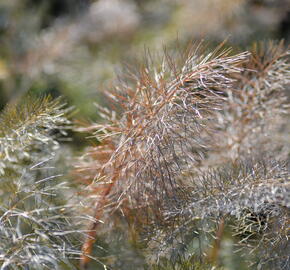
<box><xmin>76</xmin><ymin>41</ymin><xmax>289</xmax><ymax>270</ymax></box>
<box><xmin>0</xmin><ymin>97</ymin><xmax>83</xmax><ymax>270</ymax></box>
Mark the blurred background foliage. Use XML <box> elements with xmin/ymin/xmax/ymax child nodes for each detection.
<box><xmin>0</xmin><ymin>0</ymin><xmax>289</xmax><ymax>121</ymax></box>
<box><xmin>0</xmin><ymin>1</ymin><xmax>289</xmax><ymax>270</ymax></box>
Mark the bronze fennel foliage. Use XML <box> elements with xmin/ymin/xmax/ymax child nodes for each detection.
<box><xmin>76</xmin><ymin>41</ymin><xmax>290</xmax><ymax>270</ymax></box>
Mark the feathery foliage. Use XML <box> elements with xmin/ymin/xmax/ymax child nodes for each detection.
<box><xmin>76</xmin><ymin>41</ymin><xmax>289</xmax><ymax>269</ymax></box>
<box><xmin>0</xmin><ymin>96</ymin><xmax>70</xmax><ymax>176</ymax></box>
<box><xmin>0</xmin><ymin>96</ymin><xmax>84</xmax><ymax>269</ymax></box>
